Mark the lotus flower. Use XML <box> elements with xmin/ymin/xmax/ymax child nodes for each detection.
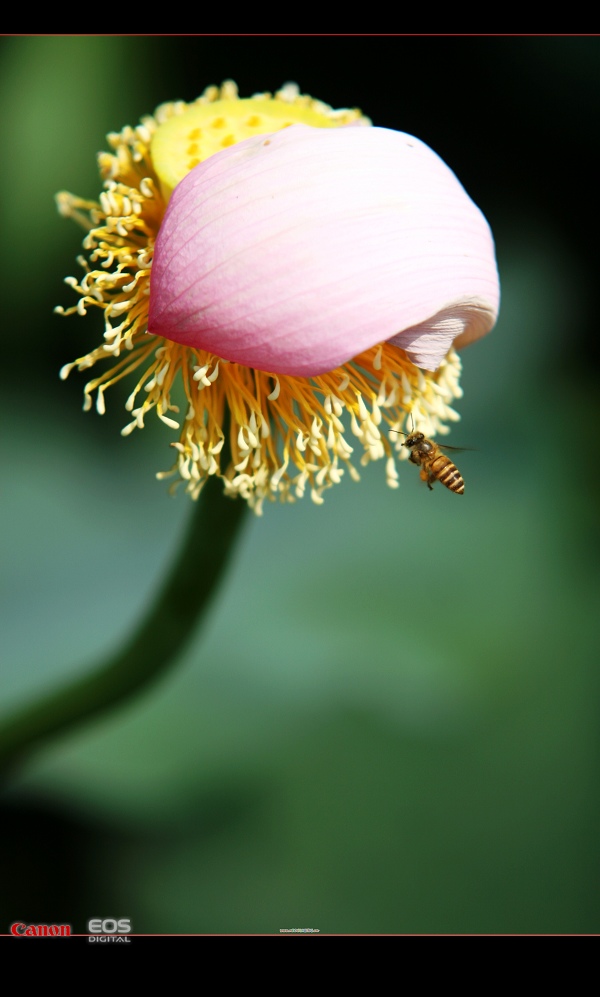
<box><xmin>57</xmin><ymin>81</ymin><xmax>499</xmax><ymax>512</ymax></box>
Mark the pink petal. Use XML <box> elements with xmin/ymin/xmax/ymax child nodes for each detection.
<box><xmin>149</xmin><ymin>124</ymin><xmax>499</xmax><ymax>375</ymax></box>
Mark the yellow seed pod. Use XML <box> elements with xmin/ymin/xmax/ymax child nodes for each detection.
<box><xmin>151</xmin><ymin>98</ymin><xmax>340</xmax><ymax>202</ymax></box>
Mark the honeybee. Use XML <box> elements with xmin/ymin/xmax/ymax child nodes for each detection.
<box><xmin>398</xmin><ymin>430</ymin><xmax>466</xmax><ymax>494</ymax></box>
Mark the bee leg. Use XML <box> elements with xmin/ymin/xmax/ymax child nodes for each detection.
<box><xmin>419</xmin><ymin>468</ymin><xmax>435</xmax><ymax>490</ymax></box>
<box><xmin>408</xmin><ymin>452</ymin><xmax>420</xmax><ymax>466</ymax></box>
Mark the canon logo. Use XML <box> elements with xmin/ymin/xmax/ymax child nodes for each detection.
<box><xmin>10</xmin><ymin>922</ymin><xmax>71</xmax><ymax>937</ymax></box>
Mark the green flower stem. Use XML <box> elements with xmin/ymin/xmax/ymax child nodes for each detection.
<box><xmin>0</xmin><ymin>479</ymin><xmax>247</xmax><ymax>775</ymax></box>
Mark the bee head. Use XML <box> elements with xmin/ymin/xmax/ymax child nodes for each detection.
<box><xmin>404</xmin><ymin>432</ymin><xmax>424</xmax><ymax>448</ymax></box>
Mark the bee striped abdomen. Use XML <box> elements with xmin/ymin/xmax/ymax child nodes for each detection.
<box><xmin>431</xmin><ymin>455</ymin><xmax>465</xmax><ymax>494</ymax></box>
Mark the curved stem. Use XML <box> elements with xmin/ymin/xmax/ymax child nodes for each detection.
<box><xmin>0</xmin><ymin>478</ymin><xmax>247</xmax><ymax>775</ymax></box>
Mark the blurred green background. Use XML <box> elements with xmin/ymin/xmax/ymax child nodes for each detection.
<box><xmin>1</xmin><ymin>36</ymin><xmax>599</xmax><ymax>935</ymax></box>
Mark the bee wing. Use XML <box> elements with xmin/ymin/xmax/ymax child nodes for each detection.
<box><xmin>437</xmin><ymin>444</ymin><xmax>477</xmax><ymax>453</ymax></box>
